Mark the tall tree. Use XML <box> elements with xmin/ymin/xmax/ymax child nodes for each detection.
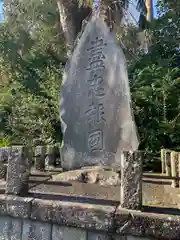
<box><xmin>146</xmin><ymin>0</ymin><xmax>154</xmax><ymax>22</ymax></box>
<box><xmin>3</xmin><ymin>0</ymin><xmax>147</xmax><ymax>55</ymax></box>
<box><xmin>56</xmin><ymin>0</ymin><xmax>147</xmax><ymax>54</ymax></box>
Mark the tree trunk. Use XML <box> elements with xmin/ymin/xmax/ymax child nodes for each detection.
<box><xmin>55</xmin><ymin>0</ymin><xmax>123</xmax><ymax>55</ymax></box>
<box><xmin>56</xmin><ymin>0</ymin><xmax>91</xmax><ymax>56</ymax></box>
<box><xmin>146</xmin><ymin>0</ymin><xmax>153</xmax><ymax>22</ymax></box>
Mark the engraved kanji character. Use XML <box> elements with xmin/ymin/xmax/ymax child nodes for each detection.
<box><xmin>88</xmin><ymin>130</ymin><xmax>103</xmax><ymax>152</ymax></box>
<box><xmin>85</xmin><ymin>102</ymin><xmax>96</xmax><ymax>125</ymax></box>
<box><xmin>88</xmin><ymin>74</ymin><xmax>105</xmax><ymax>98</ymax></box>
<box><xmin>97</xmin><ymin>103</ymin><xmax>106</xmax><ymax>123</ymax></box>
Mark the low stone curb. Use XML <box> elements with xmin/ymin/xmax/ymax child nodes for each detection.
<box><xmin>115</xmin><ymin>207</ymin><xmax>180</xmax><ymax>240</ymax></box>
<box><xmin>0</xmin><ymin>195</ymin><xmax>180</xmax><ymax>239</ymax></box>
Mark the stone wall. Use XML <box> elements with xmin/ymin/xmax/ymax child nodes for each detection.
<box><xmin>0</xmin><ymin>216</ymin><xmax>149</xmax><ymax>240</ymax></box>
<box><xmin>0</xmin><ymin>195</ymin><xmax>180</xmax><ymax>240</ymax></box>
<box><xmin>0</xmin><ymin>147</ymin><xmax>180</xmax><ymax>239</ymax></box>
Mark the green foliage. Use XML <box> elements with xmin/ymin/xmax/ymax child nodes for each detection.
<box><xmin>0</xmin><ymin>0</ymin><xmax>180</xmax><ymax>172</ymax></box>
<box><xmin>0</xmin><ymin>1</ymin><xmax>64</xmax><ymax>146</ymax></box>
<box><xmin>129</xmin><ymin>7</ymin><xmax>180</xmax><ymax>169</ymax></box>
<box><xmin>0</xmin><ymin>137</ymin><xmax>10</xmax><ymax>147</ymax></box>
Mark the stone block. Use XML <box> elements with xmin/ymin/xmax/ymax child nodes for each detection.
<box><xmin>0</xmin><ymin>216</ymin><xmax>11</xmax><ymax>239</ymax></box>
<box><xmin>52</xmin><ymin>225</ymin><xmax>86</xmax><ymax>240</ymax></box>
<box><xmin>6</xmin><ymin>195</ymin><xmax>33</xmax><ymax>218</ymax></box>
<box><xmin>0</xmin><ymin>194</ymin><xmax>7</xmax><ymax>215</ymax></box>
<box><xmin>170</xmin><ymin>151</ymin><xmax>179</xmax><ymax>188</ymax></box>
<box><xmin>34</xmin><ymin>146</ymin><xmax>46</xmax><ymax>171</ymax></box>
<box><xmin>87</xmin><ymin>232</ymin><xmax>113</xmax><ymax>240</ymax></box>
<box><xmin>22</xmin><ymin>220</ymin><xmax>52</xmax><ymax>240</ymax></box>
<box><xmin>0</xmin><ymin>147</ymin><xmax>11</xmax><ymax>162</ymax></box>
<box><xmin>115</xmin><ymin>207</ymin><xmax>180</xmax><ymax>239</ymax></box>
<box><xmin>45</xmin><ymin>145</ymin><xmax>56</xmax><ymax>168</ymax></box>
<box><xmin>51</xmin><ymin>201</ymin><xmax>115</xmax><ymax>231</ymax></box>
<box><xmin>5</xmin><ymin>146</ymin><xmax>31</xmax><ymax>196</ymax></box>
<box><xmin>120</xmin><ymin>151</ymin><xmax>143</xmax><ymax>210</ymax></box>
<box><xmin>0</xmin><ymin>163</ymin><xmax>7</xmax><ymax>180</ymax></box>
<box><xmin>10</xmin><ymin>218</ymin><xmax>22</xmax><ymax>240</ymax></box>
<box><xmin>31</xmin><ymin>198</ymin><xmax>53</xmax><ymax>221</ymax></box>
<box><xmin>126</xmin><ymin>237</ymin><xmax>150</xmax><ymax>240</ymax></box>
<box><xmin>113</xmin><ymin>235</ymin><xmax>127</xmax><ymax>240</ymax></box>
<box><xmin>0</xmin><ymin>217</ymin><xmax>21</xmax><ymax>240</ymax></box>
<box><xmin>160</xmin><ymin>149</ymin><xmax>166</xmax><ymax>174</ymax></box>
<box><xmin>165</xmin><ymin>150</ymin><xmax>171</xmax><ymax>176</ymax></box>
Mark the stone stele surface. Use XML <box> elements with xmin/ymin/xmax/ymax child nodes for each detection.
<box><xmin>60</xmin><ymin>16</ymin><xmax>139</xmax><ymax>170</ymax></box>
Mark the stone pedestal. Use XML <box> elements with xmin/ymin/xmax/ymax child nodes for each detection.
<box><xmin>120</xmin><ymin>151</ymin><xmax>143</xmax><ymax>210</ymax></box>
<box><xmin>45</xmin><ymin>145</ymin><xmax>56</xmax><ymax>168</ymax></box>
<box><xmin>34</xmin><ymin>146</ymin><xmax>46</xmax><ymax>171</ymax></box>
<box><xmin>6</xmin><ymin>146</ymin><xmax>31</xmax><ymax>196</ymax></box>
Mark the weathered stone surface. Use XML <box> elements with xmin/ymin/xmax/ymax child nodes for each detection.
<box><xmin>6</xmin><ymin>195</ymin><xmax>33</xmax><ymax>218</ymax></box>
<box><xmin>45</xmin><ymin>145</ymin><xmax>56</xmax><ymax>168</ymax></box>
<box><xmin>0</xmin><ymin>163</ymin><xmax>7</xmax><ymax>179</ymax></box>
<box><xmin>27</xmin><ymin>146</ymin><xmax>34</xmax><ymax>167</ymax></box>
<box><xmin>115</xmin><ymin>207</ymin><xmax>180</xmax><ymax>240</ymax></box>
<box><xmin>0</xmin><ymin>194</ymin><xmax>7</xmax><ymax>215</ymax></box>
<box><xmin>5</xmin><ymin>146</ymin><xmax>31</xmax><ymax>196</ymax></box>
<box><xmin>52</xmin><ymin>225</ymin><xmax>86</xmax><ymax>240</ymax></box>
<box><xmin>0</xmin><ymin>195</ymin><xmax>180</xmax><ymax>239</ymax></box>
<box><xmin>22</xmin><ymin>220</ymin><xmax>51</xmax><ymax>240</ymax></box>
<box><xmin>87</xmin><ymin>232</ymin><xmax>113</xmax><ymax>240</ymax></box>
<box><xmin>31</xmin><ymin>198</ymin><xmax>116</xmax><ymax>231</ymax></box>
<box><xmin>165</xmin><ymin>150</ymin><xmax>171</xmax><ymax>176</ymax></box>
<box><xmin>120</xmin><ymin>151</ymin><xmax>142</xmax><ymax>210</ymax></box>
<box><xmin>34</xmin><ymin>146</ymin><xmax>46</xmax><ymax>171</ymax></box>
<box><xmin>10</xmin><ymin>218</ymin><xmax>22</xmax><ymax>240</ymax></box>
<box><xmin>114</xmin><ymin>235</ymin><xmax>127</xmax><ymax>240</ymax></box>
<box><xmin>0</xmin><ymin>216</ymin><xmax>11</xmax><ymax>239</ymax></box>
<box><xmin>126</xmin><ymin>237</ymin><xmax>150</xmax><ymax>240</ymax></box>
<box><xmin>52</xmin><ymin>166</ymin><xmax>121</xmax><ymax>186</ymax></box>
<box><xmin>60</xmin><ymin>16</ymin><xmax>139</xmax><ymax>170</ymax></box>
<box><xmin>0</xmin><ymin>147</ymin><xmax>10</xmax><ymax>162</ymax></box>
<box><xmin>52</xmin><ymin>201</ymin><xmax>115</xmax><ymax>231</ymax></box>
<box><xmin>115</xmin><ymin>237</ymin><xmax>150</xmax><ymax>240</ymax></box>
<box><xmin>0</xmin><ymin>217</ymin><xmax>21</xmax><ymax>239</ymax></box>
<box><xmin>161</xmin><ymin>149</ymin><xmax>166</xmax><ymax>173</ymax></box>
<box><xmin>171</xmin><ymin>151</ymin><xmax>179</xmax><ymax>188</ymax></box>
<box><xmin>31</xmin><ymin>199</ymin><xmax>53</xmax><ymax>221</ymax></box>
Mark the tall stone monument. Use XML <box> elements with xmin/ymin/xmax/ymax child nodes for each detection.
<box><xmin>60</xmin><ymin>16</ymin><xmax>139</xmax><ymax>170</ymax></box>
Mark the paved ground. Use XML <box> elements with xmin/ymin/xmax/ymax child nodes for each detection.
<box><xmin>1</xmin><ymin>169</ymin><xmax>180</xmax><ymax>215</ymax></box>
<box><xmin>29</xmin><ymin>170</ymin><xmax>180</xmax><ymax>212</ymax></box>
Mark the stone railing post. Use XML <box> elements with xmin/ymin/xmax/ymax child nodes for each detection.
<box><xmin>171</xmin><ymin>151</ymin><xmax>179</xmax><ymax>188</ymax></box>
<box><xmin>55</xmin><ymin>142</ymin><xmax>61</xmax><ymax>167</ymax></box>
<box><xmin>5</xmin><ymin>146</ymin><xmax>31</xmax><ymax>196</ymax></box>
<box><xmin>161</xmin><ymin>148</ymin><xmax>166</xmax><ymax>174</ymax></box>
<box><xmin>179</xmin><ymin>153</ymin><xmax>180</xmax><ymax>187</ymax></box>
<box><xmin>34</xmin><ymin>146</ymin><xmax>46</xmax><ymax>171</ymax></box>
<box><xmin>120</xmin><ymin>151</ymin><xmax>143</xmax><ymax>210</ymax></box>
<box><xmin>165</xmin><ymin>150</ymin><xmax>171</xmax><ymax>176</ymax></box>
<box><xmin>0</xmin><ymin>147</ymin><xmax>11</xmax><ymax>180</ymax></box>
<box><xmin>46</xmin><ymin>145</ymin><xmax>55</xmax><ymax>169</ymax></box>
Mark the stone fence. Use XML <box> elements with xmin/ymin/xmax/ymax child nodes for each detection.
<box><xmin>0</xmin><ymin>145</ymin><xmax>61</xmax><ymax>179</ymax></box>
<box><xmin>0</xmin><ymin>146</ymin><xmax>180</xmax><ymax>239</ymax></box>
<box><xmin>161</xmin><ymin>149</ymin><xmax>180</xmax><ymax>188</ymax></box>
